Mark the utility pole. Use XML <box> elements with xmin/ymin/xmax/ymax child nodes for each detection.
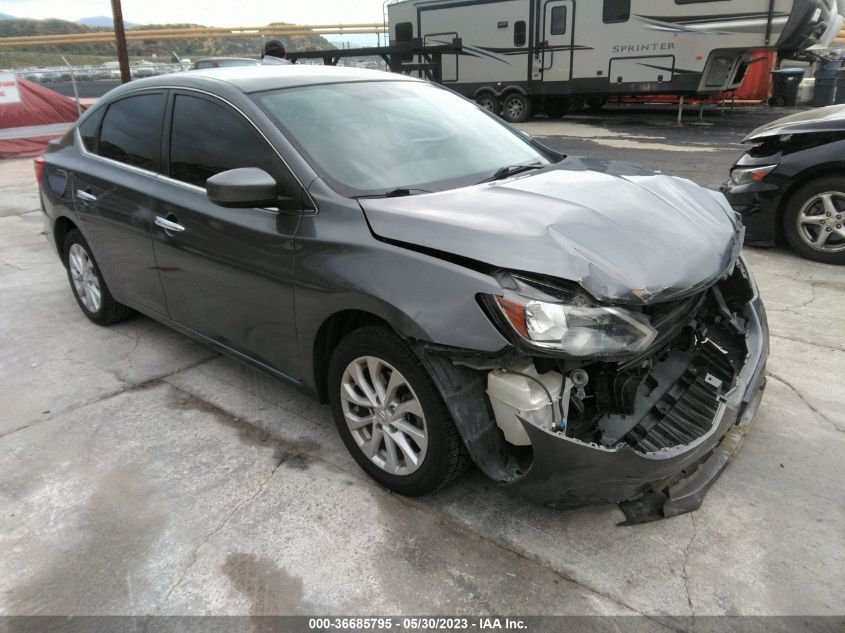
<box><xmin>110</xmin><ymin>0</ymin><xmax>131</xmax><ymax>83</ymax></box>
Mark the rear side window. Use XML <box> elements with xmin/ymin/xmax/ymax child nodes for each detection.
<box><xmin>514</xmin><ymin>20</ymin><xmax>526</xmax><ymax>47</ymax></box>
<box><xmin>169</xmin><ymin>94</ymin><xmax>292</xmax><ymax>193</ymax></box>
<box><xmin>550</xmin><ymin>6</ymin><xmax>567</xmax><ymax>35</ymax></box>
<box><xmin>98</xmin><ymin>93</ymin><xmax>165</xmax><ymax>170</ymax></box>
<box><xmin>603</xmin><ymin>0</ymin><xmax>631</xmax><ymax>23</ymax></box>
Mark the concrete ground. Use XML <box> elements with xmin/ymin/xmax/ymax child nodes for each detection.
<box><xmin>1</xmin><ymin>106</ymin><xmax>843</xmax><ymax>621</ymax></box>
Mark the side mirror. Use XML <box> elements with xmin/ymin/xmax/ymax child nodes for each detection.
<box><xmin>206</xmin><ymin>167</ymin><xmax>279</xmax><ymax>208</ymax></box>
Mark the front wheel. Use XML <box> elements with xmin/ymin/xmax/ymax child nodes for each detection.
<box><xmin>328</xmin><ymin>327</ymin><xmax>470</xmax><ymax>496</ymax></box>
<box><xmin>475</xmin><ymin>93</ymin><xmax>500</xmax><ymax>114</ymax></box>
<box><xmin>783</xmin><ymin>178</ymin><xmax>845</xmax><ymax>264</ymax></box>
<box><xmin>501</xmin><ymin>93</ymin><xmax>531</xmax><ymax>123</ymax></box>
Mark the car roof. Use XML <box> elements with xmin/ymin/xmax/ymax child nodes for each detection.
<box><xmin>118</xmin><ymin>65</ymin><xmax>419</xmax><ymax>95</ymax></box>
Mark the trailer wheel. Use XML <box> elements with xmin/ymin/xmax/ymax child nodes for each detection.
<box><xmin>586</xmin><ymin>97</ymin><xmax>607</xmax><ymax>112</ymax></box>
<box><xmin>475</xmin><ymin>93</ymin><xmax>500</xmax><ymax>114</ymax></box>
<box><xmin>544</xmin><ymin>97</ymin><xmax>569</xmax><ymax>119</ymax></box>
<box><xmin>502</xmin><ymin>93</ymin><xmax>531</xmax><ymax>123</ymax></box>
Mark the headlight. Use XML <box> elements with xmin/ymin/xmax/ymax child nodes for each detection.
<box><xmin>491</xmin><ymin>274</ymin><xmax>657</xmax><ymax>357</ymax></box>
<box><xmin>730</xmin><ymin>165</ymin><xmax>776</xmax><ymax>186</ymax></box>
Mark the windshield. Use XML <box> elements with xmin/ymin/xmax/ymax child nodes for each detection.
<box><xmin>255</xmin><ymin>80</ymin><xmax>549</xmax><ymax>196</ymax></box>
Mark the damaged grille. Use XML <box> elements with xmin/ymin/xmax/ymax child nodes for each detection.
<box><xmin>624</xmin><ymin>340</ymin><xmax>736</xmax><ymax>453</ymax></box>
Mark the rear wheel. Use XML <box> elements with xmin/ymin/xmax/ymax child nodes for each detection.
<box><xmin>475</xmin><ymin>93</ymin><xmax>500</xmax><ymax>114</ymax></box>
<box><xmin>63</xmin><ymin>229</ymin><xmax>134</xmax><ymax>325</ymax></box>
<box><xmin>544</xmin><ymin>97</ymin><xmax>569</xmax><ymax>119</ymax></box>
<box><xmin>783</xmin><ymin>177</ymin><xmax>845</xmax><ymax>264</ymax></box>
<box><xmin>586</xmin><ymin>97</ymin><xmax>607</xmax><ymax>112</ymax></box>
<box><xmin>328</xmin><ymin>327</ymin><xmax>470</xmax><ymax>496</ymax></box>
<box><xmin>502</xmin><ymin>93</ymin><xmax>531</xmax><ymax>123</ymax></box>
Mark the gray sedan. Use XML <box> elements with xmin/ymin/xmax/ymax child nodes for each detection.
<box><xmin>35</xmin><ymin>66</ymin><xmax>768</xmax><ymax>521</ymax></box>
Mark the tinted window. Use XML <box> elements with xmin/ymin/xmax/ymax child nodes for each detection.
<box><xmin>169</xmin><ymin>94</ymin><xmax>290</xmax><ymax>194</ymax></box>
<box><xmin>603</xmin><ymin>0</ymin><xmax>631</xmax><ymax>23</ymax></box>
<box><xmin>98</xmin><ymin>93</ymin><xmax>165</xmax><ymax>170</ymax></box>
<box><xmin>195</xmin><ymin>60</ymin><xmax>213</xmax><ymax>69</ymax></box>
<box><xmin>395</xmin><ymin>22</ymin><xmax>413</xmax><ymax>42</ymax></box>
<box><xmin>78</xmin><ymin>107</ymin><xmax>103</xmax><ymax>153</ymax></box>
<box><xmin>550</xmin><ymin>6</ymin><xmax>567</xmax><ymax>35</ymax></box>
<box><xmin>514</xmin><ymin>20</ymin><xmax>526</xmax><ymax>47</ymax></box>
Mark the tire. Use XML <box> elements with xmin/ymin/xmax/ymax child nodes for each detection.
<box><xmin>475</xmin><ymin>93</ymin><xmax>500</xmax><ymax>115</ymax></box>
<box><xmin>328</xmin><ymin>327</ymin><xmax>470</xmax><ymax>496</ymax></box>
<box><xmin>782</xmin><ymin>177</ymin><xmax>845</xmax><ymax>265</ymax></box>
<box><xmin>586</xmin><ymin>97</ymin><xmax>607</xmax><ymax>112</ymax></box>
<box><xmin>501</xmin><ymin>93</ymin><xmax>531</xmax><ymax>123</ymax></box>
<box><xmin>63</xmin><ymin>229</ymin><xmax>134</xmax><ymax>325</ymax></box>
<box><xmin>568</xmin><ymin>96</ymin><xmax>586</xmax><ymax>112</ymax></box>
<box><xmin>544</xmin><ymin>97</ymin><xmax>569</xmax><ymax>119</ymax></box>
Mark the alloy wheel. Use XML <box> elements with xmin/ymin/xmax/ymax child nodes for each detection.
<box><xmin>797</xmin><ymin>192</ymin><xmax>845</xmax><ymax>253</ymax></box>
<box><xmin>477</xmin><ymin>95</ymin><xmax>497</xmax><ymax>112</ymax></box>
<box><xmin>68</xmin><ymin>243</ymin><xmax>102</xmax><ymax>313</ymax></box>
<box><xmin>340</xmin><ymin>355</ymin><xmax>428</xmax><ymax>476</ymax></box>
<box><xmin>506</xmin><ymin>97</ymin><xmax>524</xmax><ymax>119</ymax></box>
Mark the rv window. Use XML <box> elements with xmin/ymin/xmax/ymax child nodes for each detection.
<box><xmin>514</xmin><ymin>20</ymin><xmax>526</xmax><ymax>46</ymax></box>
<box><xmin>395</xmin><ymin>22</ymin><xmax>413</xmax><ymax>42</ymax></box>
<box><xmin>603</xmin><ymin>0</ymin><xmax>630</xmax><ymax>23</ymax></box>
<box><xmin>550</xmin><ymin>6</ymin><xmax>567</xmax><ymax>35</ymax></box>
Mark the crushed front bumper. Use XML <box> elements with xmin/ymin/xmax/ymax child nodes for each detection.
<box><xmin>721</xmin><ymin>179</ymin><xmax>783</xmax><ymax>246</ymax></box>
<box><xmin>508</xmin><ymin>294</ymin><xmax>768</xmax><ymax>517</ymax></box>
<box><xmin>415</xmin><ymin>278</ymin><xmax>769</xmax><ymax>521</ymax></box>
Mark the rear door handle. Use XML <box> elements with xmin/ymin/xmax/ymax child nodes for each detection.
<box><xmin>76</xmin><ymin>189</ymin><xmax>97</xmax><ymax>203</ymax></box>
<box><xmin>155</xmin><ymin>215</ymin><xmax>186</xmax><ymax>233</ymax></box>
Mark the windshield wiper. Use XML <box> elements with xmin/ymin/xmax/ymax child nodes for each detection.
<box><xmin>357</xmin><ymin>188</ymin><xmax>433</xmax><ymax>199</ymax></box>
<box><xmin>479</xmin><ymin>162</ymin><xmax>545</xmax><ymax>184</ymax></box>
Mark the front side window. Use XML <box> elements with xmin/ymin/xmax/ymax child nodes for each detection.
<box><xmin>169</xmin><ymin>94</ymin><xmax>288</xmax><ymax>190</ymax></box>
<box><xmin>256</xmin><ymin>80</ymin><xmax>549</xmax><ymax>197</ymax></box>
<box><xmin>98</xmin><ymin>93</ymin><xmax>165</xmax><ymax>170</ymax></box>
<box><xmin>514</xmin><ymin>20</ymin><xmax>526</xmax><ymax>47</ymax></box>
<box><xmin>550</xmin><ymin>6</ymin><xmax>567</xmax><ymax>35</ymax></box>
<box><xmin>603</xmin><ymin>0</ymin><xmax>631</xmax><ymax>23</ymax></box>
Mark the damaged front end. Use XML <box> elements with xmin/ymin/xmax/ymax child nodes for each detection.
<box><xmin>413</xmin><ymin>257</ymin><xmax>768</xmax><ymax>522</ymax></box>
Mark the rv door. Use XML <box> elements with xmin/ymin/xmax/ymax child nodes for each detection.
<box><xmin>541</xmin><ymin>0</ymin><xmax>574</xmax><ymax>84</ymax></box>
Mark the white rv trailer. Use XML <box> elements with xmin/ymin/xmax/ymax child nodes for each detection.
<box><xmin>387</xmin><ymin>0</ymin><xmax>845</xmax><ymax>121</ymax></box>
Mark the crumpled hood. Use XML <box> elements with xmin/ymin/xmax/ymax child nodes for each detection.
<box><xmin>360</xmin><ymin>167</ymin><xmax>742</xmax><ymax>304</ymax></box>
<box><xmin>743</xmin><ymin>104</ymin><xmax>845</xmax><ymax>142</ymax></box>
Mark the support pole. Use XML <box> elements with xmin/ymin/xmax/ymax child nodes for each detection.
<box><xmin>677</xmin><ymin>95</ymin><xmax>684</xmax><ymax>126</ymax></box>
<box><xmin>699</xmin><ymin>99</ymin><xmax>705</xmax><ymax>121</ymax></box>
<box><xmin>110</xmin><ymin>0</ymin><xmax>131</xmax><ymax>84</ymax></box>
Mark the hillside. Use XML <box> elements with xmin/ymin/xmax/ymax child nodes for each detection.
<box><xmin>0</xmin><ymin>17</ymin><xmax>335</xmax><ymax>59</ymax></box>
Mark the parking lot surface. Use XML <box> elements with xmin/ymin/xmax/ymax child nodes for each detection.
<box><xmin>1</xmin><ymin>107</ymin><xmax>843</xmax><ymax>620</ymax></box>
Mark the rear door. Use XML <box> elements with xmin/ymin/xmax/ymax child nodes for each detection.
<box><xmin>72</xmin><ymin>91</ymin><xmax>168</xmax><ymax>315</ymax></box>
<box><xmin>150</xmin><ymin>91</ymin><xmax>306</xmax><ymax>379</ymax></box>
<box><xmin>541</xmin><ymin>0</ymin><xmax>575</xmax><ymax>84</ymax></box>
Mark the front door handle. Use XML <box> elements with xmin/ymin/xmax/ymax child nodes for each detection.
<box><xmin>155</xmin><ymin>215</ymin><xmax>186</xmax><ymax>233</ymax></box>
<box><xmin>76</xmin><ymin>189</ymin><xmax>97</xmax><ymax>203</ymax></box>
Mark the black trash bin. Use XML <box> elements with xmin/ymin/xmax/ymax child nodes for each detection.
<box><xmin>813</xmin><ymin>59</ymin><xmax>842</xmax><ymax>107</ymax></box>
<box><xmin>835</xmin><ymin>68</ymin><xmax>845</xmax><ymax>104</ymax></box>
<box><xmin>769</xmin><ymin>68</ymin><xmax>805</xmax><ymax>107</ymax></box>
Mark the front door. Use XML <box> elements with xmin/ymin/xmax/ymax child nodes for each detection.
<box><xmin>150</xmin><ymin>92</ymin><xmax>306</xmax><ymax>379</ymax></box>
<box><xmin>541</xmin><ymin>0</ymin><xmax>575</xmax><ymax>84</ymax></box>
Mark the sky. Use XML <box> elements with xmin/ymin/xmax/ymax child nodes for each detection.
<box><xmin>0</xmin><ymin>0</ymin><xmax>389</xmax><ymax>25</ymax></box>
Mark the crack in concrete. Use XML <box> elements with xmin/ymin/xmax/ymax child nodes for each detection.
<box><xmin>766</xmin><ymin>371</ymin><xmax>844</xmax><ymax>434</ymax></box>
<box><xmin>681</xmin><ymin>514</ymin><xmax>698</xmax><ymax>632</ymax></box>
<box><xmin>161</xmin><ymin>452</ymin><xmax>287</xmax><ymax>606</ymax></box>
<box><xmin>0</xmin><ymin>354</ymin><xmax>219</xmax><ymax>442</ymax></box>
<box><xmin>766</xmin><ymin>284</ymin><xmax>818</xmax><ymax>313</ymax></box>
<box><xmin>769</xmin><ymin>332</ymin><xmax>845</xmax><ymax>354</ymax></box>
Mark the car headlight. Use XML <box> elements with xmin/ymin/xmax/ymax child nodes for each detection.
<box><xmin>490</xmin><ymin>274</ymin><xmax>658</xmax><ymax>357</ymax></box>
<box><xmin>730</xmin><ymin>165</ymin><xmax>776</xmax><ymax>186</ymax></box>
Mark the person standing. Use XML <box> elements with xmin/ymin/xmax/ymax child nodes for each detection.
<box><xmin>261</xmin><ymin>40</ymin><xmax>292</xmax><ymax>65</ymax></box>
